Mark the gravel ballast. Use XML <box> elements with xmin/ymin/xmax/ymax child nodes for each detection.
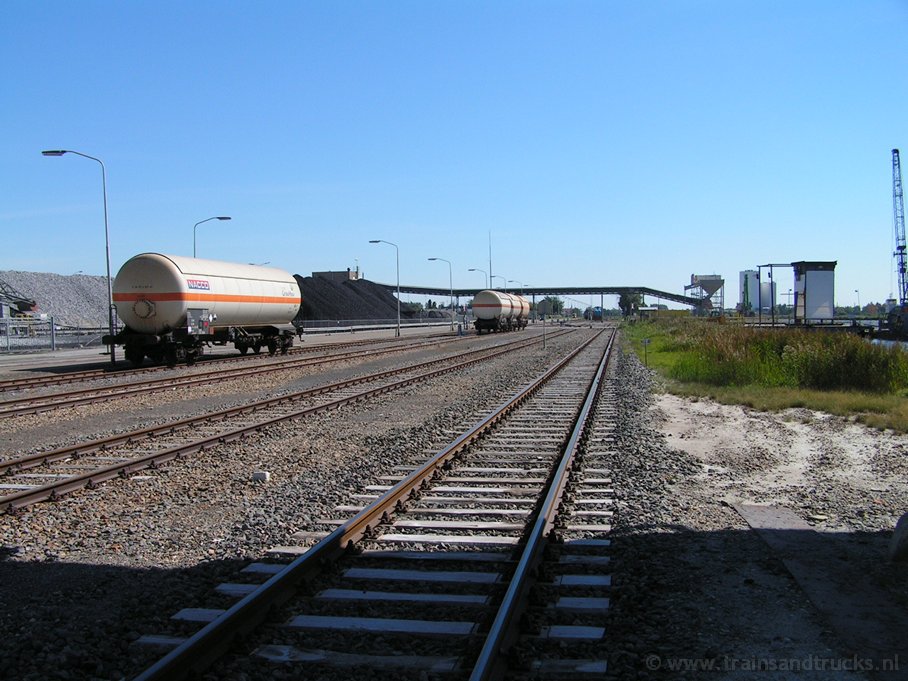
<box><xmin>1</xmin><ymin>327</ymin><xmax>906</xmax><ymax>680</ymax></box>
<box><xmin>0</xmin><ymin>328</ymin><xmax>586</xmax><ymax>680</ymax></box>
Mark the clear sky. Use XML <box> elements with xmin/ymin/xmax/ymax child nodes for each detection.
<box><xmin>3</xmin><ymin>1</ymin><xmax>908</xmax><ymax>309</ymax></box>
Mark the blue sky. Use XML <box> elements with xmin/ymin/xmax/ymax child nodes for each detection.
<box><xmin>3</xmin><ymin>1</ymin><xmax>907</xmax><ymax>309</ymax></box>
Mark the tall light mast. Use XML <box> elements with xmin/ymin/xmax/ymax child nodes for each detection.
<box><xmin>893</xmin><ymin>149</ymin><xmax>907</xmax><ymax>306</ymax></box>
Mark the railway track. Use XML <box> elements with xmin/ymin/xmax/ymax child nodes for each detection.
<box><xmin>0</xmin><ymin>330</ymin><xmax>574</xmax><ymax>513</ymax></box>
<box><xmin>0</xmin><ymin>331</ymin><xmax>454</xmax><ymax>394</ymax></box>
<box><xmin>132</xmin><ymin>326</ymin><xmax>616</xmax><ymax>680</ymax></box>
<box><xmin>0</xmin><ymin>332</ymin><xmax>490</xmax><ymax>417</ymax></box>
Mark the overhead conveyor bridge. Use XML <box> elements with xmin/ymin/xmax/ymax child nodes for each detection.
<box><xmin>372</xmin><ymin>283</ymin><xmax>708</xmax><ymax>310</ymax></box>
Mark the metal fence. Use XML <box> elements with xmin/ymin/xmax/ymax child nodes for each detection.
<box><xmin>0</xmin><ymin>315</ymin><xmax>475</xmax><ymax>353</ymax></box>
<box><xmin>297</xmin><ymin>317</ymin><xmax>467</xmax><ymax>334</ymax></box>
<box><xmin>0</xmin><ymin>318</ymin><xmax>107</xmax><ymax>353</ymax></box>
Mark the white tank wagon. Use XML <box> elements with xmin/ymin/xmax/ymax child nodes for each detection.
<box><xmin>472</xmin><ymin>290</ymin><xmax>530</xmax><ymax>334</ymax></box>
<box><xmin>105</xmin><ymin>253</ymin><xmax>303</xmax><ymax>366</ymax></box>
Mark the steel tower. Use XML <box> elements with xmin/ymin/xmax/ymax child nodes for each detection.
<box><xmin>894</xmin><ymin>149</ymin><xmax>907</xmax><ymax>306</ymax></box>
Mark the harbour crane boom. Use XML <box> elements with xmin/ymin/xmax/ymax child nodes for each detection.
<box><xmin>887</xmin><ymin>149</ymin><xmax>908</xmax><ymax>335</ymax></box>
<box><xmin>894</xmin><ymin>149</ymin><xmax>908</xmax><ymax>307</ymax></box>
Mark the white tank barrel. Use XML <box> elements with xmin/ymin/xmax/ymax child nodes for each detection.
<box><xmin>113</xmin><ymin>253</ymin><xmax>302</xmax><ymax>334</ymax></box>
<box><xmin>473</xmin><ymin>290</ymin><xmax>517</xmax><ymax>321</ymax></box>
<box><xmin>472</xmin><ymin>289</ymin><xmax>530</xmax><ymax>333</ymax></box>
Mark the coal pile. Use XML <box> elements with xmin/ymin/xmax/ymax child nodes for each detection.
<box><xmin>295</xmin><ymin>275</ymin><xmax>435</xmax><ymax>323</ymax></box>
<box><xmin>0</xmin><ymin>269</ymin><xmax>432</xmax><ymax>328</ymax></box>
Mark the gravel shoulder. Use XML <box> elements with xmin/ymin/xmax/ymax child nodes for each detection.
<box><xmin>604</xmin><ymin>342</ymin><xmax>908</xmax><ymax>680</ymax></box>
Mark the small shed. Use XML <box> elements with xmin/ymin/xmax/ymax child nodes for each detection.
<box><xmin>792</xmin><ymin>261</ymin><xmax>836</xmax><ymax>322</ymax></box>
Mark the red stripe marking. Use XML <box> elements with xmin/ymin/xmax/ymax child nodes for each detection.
<box><xmin>114</xmin><ymin>292</ymin><xmax>301</xmax><ymax>305</ymax></box>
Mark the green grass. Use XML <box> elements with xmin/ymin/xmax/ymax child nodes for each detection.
<box><xmin>623</xmin><ymin>318</ymin><xmax>908</xmax><ymax>432</ymax></box>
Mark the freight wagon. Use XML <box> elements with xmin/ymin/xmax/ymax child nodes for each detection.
<box><xmin>472</xmin><ymin>290</ymin><xmax>530</xmax><ymax>334</ymax></box>
<box><xmin>104</xmin><ymin>253</ymin><xmax>302</xmax><ymax>366</ymax></box>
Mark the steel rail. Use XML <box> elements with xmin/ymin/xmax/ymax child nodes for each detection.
<box><xmin>131</xmin><ymin>330</ymin><xmax>604</xmax><ymax>681</ymax></box>
<box><xmin>468</xmin><ymin>328</ymin><xmax>616</xmax><ymax>680</ymax></box>
<box><xmin>1</xmin><ymin>330</ymin><xmax>576</xmax><ymax>513</ymax></box>
<box><xmin>0</xmin><ymin>332</ymin><xmax>456</xmax><ymax>393</ymax></box>
<box><xmin>0</xmin><ymin>331</ymin><xmax>568</xmax><ymax>477</ymax></box>
<box><xmin>0</xmin><ymin>333</ymin><xmax>476</xmax><ymax>417</ymax></box>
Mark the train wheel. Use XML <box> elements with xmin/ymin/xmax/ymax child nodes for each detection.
<box><xmin>267</xmin><ymin>339</ymin><xmax>278</xmax><ymax>356</ymax></box>
<box><xmin>253</xmin><ymin>344</ymin><xmax>261</xmax><ymax>355</ymax></box>
<box><xmin>239</xmin><ymin>346</ymin><xmax>249</xmax><ymax>355</ymax></box>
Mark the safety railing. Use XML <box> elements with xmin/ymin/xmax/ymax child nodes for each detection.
<box><xmin>0</xmin><ymin>318</ymin><xmax>107</xmax><ymax>353</ymax></box>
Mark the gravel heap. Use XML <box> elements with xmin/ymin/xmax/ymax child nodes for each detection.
<box><xmin>0</xmin><ymin>268</ymin><xmax>442</xmax><ymax>329</ymax></box>
<box><xmin>0</xmin><ymin>271</ymin><xmax>109</xmax><ymax>327</ymax></box>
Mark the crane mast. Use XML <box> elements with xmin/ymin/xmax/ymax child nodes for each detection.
<box><xmin>894</xmin><ymin>149</ymin><xmax>908</xmax><ymax>306</ymax></box>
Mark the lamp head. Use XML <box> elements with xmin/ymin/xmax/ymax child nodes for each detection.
<box><xmin>369</xmin><ymin>240</ymin><xmax>380</xmax><ymax>244</ymax></box>
<box><xmin>42</xmin><ymin>150</ymin><xmax>67</xmax><ymax>156</ymax></box>
<box><xmin>428</xmin><ymin>257</ymin><xmax>438</xmax><ymax>261</ymax></box>
<box><xmin>217</xmin><ymin>216</ymin><xmax>231</xmax><ymax>221</ymax></box>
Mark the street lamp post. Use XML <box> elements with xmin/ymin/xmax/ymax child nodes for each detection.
<box><xmin>42</xmin><ymin>149</ymin><xmax>117</xmax><ymax>364</ymax></box>
<box><xmin>193</xmin><ymin>216</ymin><xmax>232</xmax><ymax>258</ymax></box>
<box><xmin>508</xmin><ymin>279</ymin><xmax>527</xmax><ymax>295</ymax></box>
<box><xmin>370</xmin><ymin>239</ymin><xmax>400</xmax><ymax>337</ymax></box>
<box><xmin>854</xmin><ymin>289</ymin><xmax>861</xmax><ymax>316</ymax></box>
<box><xmin>428</xmin><ymin>257</ymin><xmax>454</xmax><ymax>331</ymax></box>
<box><xmin>508</xmin><ymin>279</ymin><xmax>529</xmax><ymax>320</ymax></box>
<box><xmin>468</xmin><ymin>268</ymin><xmax>489</xmax><ymax>289</ymax></box>
<box><xmin>491</xmin><ymin>274</ymin><xmax>507</xmax><ymax>290</ymax></box>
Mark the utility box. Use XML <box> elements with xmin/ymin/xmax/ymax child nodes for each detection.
<box><xmin>792</xmin><ymin>261</ymin><xmax>836</xmax><ymax>322</ymax></box>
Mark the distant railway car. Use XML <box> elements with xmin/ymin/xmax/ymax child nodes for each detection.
<box><xmin>105</xmin><ymin>253</ymin><xmax>302</xmax><ymax>365</ymax></box>
<box><xmin>472</xmin><ymin>290</ymin><xmax>530</xmax><ymax>334</ymax></box>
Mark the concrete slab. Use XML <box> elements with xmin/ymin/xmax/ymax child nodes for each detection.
<box><xmin>733</xmin><ymin>503</ymin><xmax>908</xmax><ymax>677</ymax></box>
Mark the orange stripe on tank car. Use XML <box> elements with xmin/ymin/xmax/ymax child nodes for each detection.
<box><xmin>113</xmin><ymin>292</ymin><xmax>302</xmax><ymax>305</ymax></box>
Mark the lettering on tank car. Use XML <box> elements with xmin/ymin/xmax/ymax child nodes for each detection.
<box><xmin>186</xmin><ymin>279</ymin><xmax>211</xmax><ymax>291</ymax></box>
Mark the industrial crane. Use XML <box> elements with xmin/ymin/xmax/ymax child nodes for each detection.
<box><xmin>0</xmin><ymin>278</ymin><xmax>36</xmax><ymax>316</ymax></box>
<box><xmin>889</xmin><ymin>149</ymin><xmax>908</xmax><ymax>333</ymax></box>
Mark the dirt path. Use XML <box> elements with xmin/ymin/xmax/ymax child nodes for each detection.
<box><xmin>639</xmin><ymin>392</ymin><xmax>908</xmax><ymax>679</ymax></box>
